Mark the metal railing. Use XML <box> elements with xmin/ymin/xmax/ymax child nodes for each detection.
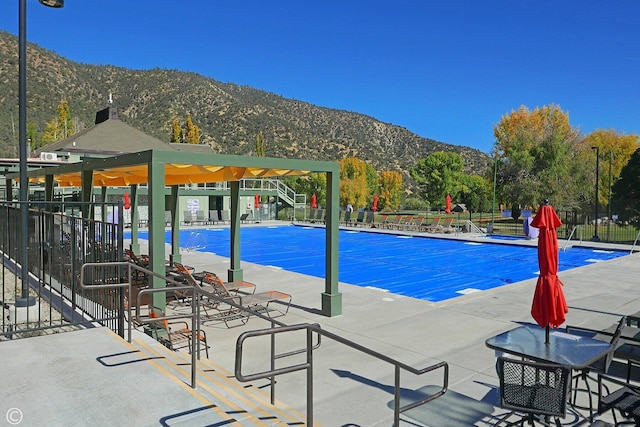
<box><xmin>236</xmin><ymin>323</ymin><xmax>449</xmax><ymax>427</ymax></box>
<box><xmin>465</xmin><ymin>220</ymin><xmax>486</xmax><ymax>235</ymax></box>
<box><xmin>79</xmin><ymin>261</ymin><xmax>313</xmax><ymax>390</ymax></box>
<box><xmin>183</xmin><ymin>231</ymin><xmax>207</xmax><ymax>252</ymax></box>
<box><xmin>1</xmin><ymin>201</ymin><xmax>123</xmax><ymax>340</ymax></box>
<box><xmin>562</xmin><ymin>225</ymin><xmax>578</xmax><ymax>251</ymax></box>
<box><xmin>631</xmin><ymin>229</ymin><xmax>640</xmax><ymax>254</ymax></box>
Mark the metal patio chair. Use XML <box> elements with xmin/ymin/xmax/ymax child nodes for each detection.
<box><xmin>497</xmin><ymin>357</ymin><xmax>571</xmax><ymax>426</ymax></box>
<box><xmin>566</xmin><ymin>316</ymin><xmax>626</xmax><ymax>420</ymax></box>
<box><xmin>597</xmin><ymin>372</ymin><xmax>640</xmax><ymax>426</ymax></box>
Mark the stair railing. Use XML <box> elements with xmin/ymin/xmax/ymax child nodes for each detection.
<box><xmin>236</xmin><ymin>323</ymin><xmax>449</xmax><ymax>427</ymax></box>
<box><xmin>81</xmin><ymin>261</ymin><xmax>317</xmax><ymax>390</ymax></box>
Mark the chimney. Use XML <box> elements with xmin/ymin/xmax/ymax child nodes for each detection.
<box><xmin>95</xmin><ymin>106</ymin><xmax>119</xmax><ymax>124</ymax></box>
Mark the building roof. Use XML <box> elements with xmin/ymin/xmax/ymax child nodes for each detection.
<box><xmin>33</xmin><ymin>106</ymin><xmax>213</xmax><ymax>157</ymax></box>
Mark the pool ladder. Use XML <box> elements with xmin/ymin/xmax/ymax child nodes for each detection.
<box><xmin>183</xmin><ymin>231</ymin><xmax>207</xmax><ymax>252</ymax></box>
<box><xmin>561</xmin><ymin>226</ymin><xmax>578</xmax><ymax>251</ymax></box>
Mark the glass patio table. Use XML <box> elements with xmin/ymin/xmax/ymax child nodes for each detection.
<box><xmin>485</xmin><ymin>325</ymin><xmax>612</xmax><ymax>369</ymax></box>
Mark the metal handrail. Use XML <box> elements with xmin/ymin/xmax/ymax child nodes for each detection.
<box><xmin>80</xmin><ymin>261</ymin><xmax>318</xmax><ymax>390</ymax></box>
<box><xmin>184</xmin><ymin>231</ymin><xmax>207</xmax><ymax>251</ymax></box>
<box><xmin>562</xmin><ymin>225</ymin><xmax>578</xmax><ymax>251</ymax></box>
<box><xmin>235</xmin><ymin>323</ymin><xmax>449</xmax><ymax>426</ymax></box>
<box><xmin>631</xmin><ymin>229</ymin><xmax>640</xmax><ymax>254</ymax></box>
<box><xmin>465</xmin><ymin>220</ymin><xmax>486</xmax><ymax>235</ymax></box>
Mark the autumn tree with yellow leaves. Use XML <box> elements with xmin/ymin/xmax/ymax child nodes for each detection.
<box><xmin>41</xmin><ymin>100</ymin><xmax>74</xmax><ymax>145</ymax></box>
<box><xmin>170</xmin><ymin>115</ymin><xmax>201</xmax><ymax>144</ymax></box>
<box><xmin>492</xmin><ymin>104</ymin><xmax>585</xmax><ymax>210</ymax></box>
<box><xmin>583</xmin><ymin>129</ymin><xmax>639</xmax><ymax>207</ymax></box>
<box><xmin>378</xmin><ymin>170</ymin><xmax>403</xmax><ymax>211</ymax></box>
<box><xmin>339</xmin><ymin>157</ymin><xmax>370</xmax><ymax>209</ymax></box>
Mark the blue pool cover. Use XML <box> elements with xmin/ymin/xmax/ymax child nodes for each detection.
<box><xmin>135</xmin><ymin>225</ymin><xmax>628</xmax><ymax>303</ymax></box>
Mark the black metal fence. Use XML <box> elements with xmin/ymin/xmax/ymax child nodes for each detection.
<box><xmin>489</xmin><ymin>210</ymin><xmax>638</xmax><ymax>244</ymax></box>
<box><xmin>1</xmin><ymin>201</ymin><xmax>124</xmax><ymax>340</ymax></box>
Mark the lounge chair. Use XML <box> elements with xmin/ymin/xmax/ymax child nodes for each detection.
<box><xmin>353</xmin><ymin>211</ymin><xmax>374</xmax><ymax>227</ymax></box>
<box><xmin>362</xmin><ymin>211</ymin><xmax>375</xmax><ymax>227</ymax></box>
<box><xmin>440</xmin><ymin>217</ymin><xmax>455</xmax><ymax>232</ymax></box>
<box><xmin>208</xmin><ymin>210</ymin><xmax>220</xmax><ymax>224</ymax></box>
<box><xmin>306</xmin><ymin>208</ymin><xmax>317</xmax><ymax>223</ymax></box>
<box><xmin>220</xmin><ymin>210</ymin><xmax>230</xmax><ymax>224</ymax></box>
<box><xmin>424</xmin><ymin>217</ymin><xmax>441</xmax><ymax>232</ymax></box>
<box><xmin>146</xmin><ymin>305</ymin><xmax>209</xmax><ymax>358</ymax></box>
<box><xmin>195</xmin><ymin>210</ymin><xmax>207</xmax><ymax>225</ymax></box>
<box><xmin>342</xmin><ymin>210</ymin><xmax>352</xmax><ymax>226</ymax></box>
<box><xmin>399</xmin><ymin>215</ymin><xmax>414</xmax><ymax>230</ymax></box>
<box><xmin>312</xmin><ymin>208</ymin><xmax>324</xmax><ymax>224</ymax></box>
<box><xmin>353</xmin><ymin>210</ymin><xmax>365</xmax><ymax>226</ymax></box>
<box><xmin>183</xmin><ymin>210</ymin><xmax>193</xmax><ymax>225</ymax></box>
<box><xmin>378</xmin><ymin>215</ymin><xmax>389</xmax><ymax>229</ymax></box>
<box><xmin>164</xmin><ymin>211</ymin><xmax>172</xmax><ymax>226</ymax></box>
<box><xmin>125</xmin><ymin>248</ymin><xmax>148</xmax><ymax>267</ymax></box>
<box><xmin>174</xmin><ymin>264</ymin><xmax>291</xmax><ymax>325</ymax></box>
<box><xmin>430</xmin><ymin>217</ymin><xmax>453</xmax><ymax>233</ymax></box>
<box><xmin>387</xmin><ymin>215</ymin><xmax>404</xmax><ymax>230</ymax></box>
<box><xmin>240</xmin><ymin>213</ymin><xmax>250</xmax><ymax>223</ymax></box>
<box><xmin>408</xmin><ymin>216</ymin><xmax>424</xmax><ymax>232</ymax></box>
<box><xmin>193</xmin><ymin>270</ymin><xmax>256</xmax><ymax>295</ymax></box>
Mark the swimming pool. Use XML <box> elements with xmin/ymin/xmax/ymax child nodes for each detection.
<box><xmin>136</xmin><ymin>225</ymin><xmax>628</xmax><ymax>303</ymax></box>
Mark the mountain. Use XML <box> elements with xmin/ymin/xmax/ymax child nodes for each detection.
<box><xmin>0</xmin><ymin>31</ymin><xmax>490</xmax><ymax>187</ymax></box>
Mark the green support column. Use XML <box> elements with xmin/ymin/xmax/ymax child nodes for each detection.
<box><xmin>148</xmin><ymin>157</ymin><xmax>166</xmax><ymax>310</ymax></box>
<box><xmin>44</xmin><ymin>175</ymin><xmax>54</xmax><ymax>202</ymax></box>
<box><xmin>81</xmin><ymin>169</ymin><xmax>94</xmax><ymax>219</ymax></box>
<box><xmin>129</xmin><ymin>184</ymin><xmax>140</xmax><ymax>255</ymax></box>
<box><xmin>6</xmin><ymin>179</ymin><xmax>13</xmax><ymax>201</ymax></box>
<box><xmin>100</xmin><ymin>187</ymin><xmax>108</xmax><ymax>222</ymax></box>
<box><xmin>228</xmin><ymin>181</ymin><xmax>243</xmax><ymax>282</ymax></box>
<box><xmin>322</xmin><ymin>170</ymin><xmax>342</xmax><ymax>316</ymax></box>
<box><xmin>169</xmin><ymin>185</ymin><xmax>181</xmax><ymax>265</ymax></box>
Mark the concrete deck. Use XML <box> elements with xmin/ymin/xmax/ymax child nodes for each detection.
<box><xmin>2</xmin><ymin>223</ymin><xmax>638</xmax><ymax>426</ymax></box>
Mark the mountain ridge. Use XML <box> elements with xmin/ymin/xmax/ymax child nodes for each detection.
<box><xmin>0</xmin><ymin>30</ymin><xmax>490</xmax><ymax>187</ymax></box>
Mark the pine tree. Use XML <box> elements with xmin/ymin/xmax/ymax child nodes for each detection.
<box><xmin>184</xmin><ymin>115</ymin><xmax>201</xmax><ymax>144</ymax></box>
<box><xmin>256</xmin><ymin>131</ymin><xmax>266</xmax><ymax>156</ymax></box>
<box><xmin>170</xmin><ymin>119</ymin><xmax>182</xmax><ymax>143</ymax></box>
<box><xmin>40</xmin><ymin>100</ymin><xmax>75</xmax><ymax>145</ymax></box>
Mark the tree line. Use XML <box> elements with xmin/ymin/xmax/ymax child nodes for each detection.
<box><xmin>30</xmin><ymin>98</ymin><xmax>640</xmax><ymax>226</ymax></box>
<box><xmin>284</xmin><ymin>104</ymin><xmax>639</xmax><ymax>226</ymax></box>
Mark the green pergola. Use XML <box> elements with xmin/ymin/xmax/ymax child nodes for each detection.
<box><xmin>9</xmin><ymin>149</ymin><xmax>342</xmax><ymax>316</ymax></box>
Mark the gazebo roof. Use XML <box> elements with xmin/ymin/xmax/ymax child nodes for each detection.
<box><xmin>17</xmin><ymin>149</ymin><xmax>331</xmax><ymax>187</ymax></box>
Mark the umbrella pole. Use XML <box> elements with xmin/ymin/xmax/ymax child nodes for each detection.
<box><xmin>545</xmin><ymin>325</ymin><xmax>550</xmax><ymax>344</ymax></box>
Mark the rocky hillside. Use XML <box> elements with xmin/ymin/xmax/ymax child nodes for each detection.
<box><xmin>0</xmin><ymin>31</ymin><xmax>489</xmax><ymax>185</ymax></box>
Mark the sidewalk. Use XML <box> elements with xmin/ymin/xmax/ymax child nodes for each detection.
<box><xmin>152</xmin><ymin>226</ymin><xmax>640</xmax><ymax>426</ymax></box>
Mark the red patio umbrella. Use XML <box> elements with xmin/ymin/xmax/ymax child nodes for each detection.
<box><xmin>445</xmin><ymin>194</ymin><xmax>451</xmax><ymax>214</ymax></box>
<box><xmin>254</xmin><ymin>194</ymin><xmax>260</xmax><ymax>208</ymax></box>
<box><xmin>530</xmin><ymin>201</ymin><xmax>568</xmax><ymax>344</ymax></box>
<box><xmin>311</xmin><ymin>193</ymin><xmax>317</xmax><ymax>209</ymax></box>
<box><xmin>372</xmin><ymin>194</ymin><xmax>378</xmax><ymax>211</ymax></box>
<box><xmin>123</xmin><ymin>192</ymin><xmax>130</xmax><ymax>210</ymax></box>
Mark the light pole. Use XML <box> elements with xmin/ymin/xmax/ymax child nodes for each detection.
<box><xmin>18</xmin><ymin>0</ymin><xmax>64</xmax><ymax>303</ymax></box>
<box><xmin>591</xmin><ymin>146</ymin><xmax>600</xmax><ymax>242</ymax></box>
<box><xmin>607</xmin><ymin>150</ymin><xmax>613</xmax><ymax>241</ymax></box>
<box><xmin>491</xmin><ymin>155</ymin><xmax>497</xmax><ymax>234</ymax></box>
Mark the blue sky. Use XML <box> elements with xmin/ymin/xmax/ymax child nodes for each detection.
<box><xmin>1</xmin><ymin>1</ymin><xmax>638</xmax><ymax>154</ymax></box>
